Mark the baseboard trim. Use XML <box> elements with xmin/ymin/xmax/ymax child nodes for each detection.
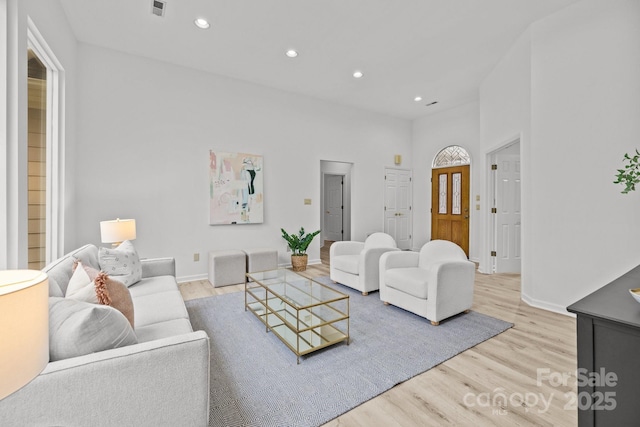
<box><xmin>177</xmin><ymin>274</ymin><xmax>208</xmax><ymax>284</ymax></box>
<box><xmin>521</xmin><ymin>292</ymin><xmax>576</xmax><ymax>317</ymax></box>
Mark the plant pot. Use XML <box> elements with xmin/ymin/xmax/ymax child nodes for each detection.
<box><xmin>291</xmin><ymin>254</ymin><xmax>308</xmax><ymax>272</ymax></box>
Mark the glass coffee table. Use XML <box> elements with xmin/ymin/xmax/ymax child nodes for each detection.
<box><xmin>245</xmin><ymin>269</ymin><xmax>350</xmax><ymax>363</ymax></box>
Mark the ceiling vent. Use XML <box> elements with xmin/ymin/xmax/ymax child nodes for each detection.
<box><xmin>152</xmin><ymin>0</ymin><xmax>166</xmax><ymax>17</ymax></box>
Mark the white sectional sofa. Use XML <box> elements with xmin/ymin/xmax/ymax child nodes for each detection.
<box><xmin>0</xmin><ymin>244</ymin><xmax>210</xmax><ymax>426</ymax></box>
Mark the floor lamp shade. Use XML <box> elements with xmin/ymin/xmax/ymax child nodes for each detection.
<box><xmin>100</xmin><ymin>218</ymin><xmax>136</xmax><ymax>244</ymax></box>
<box><xmin>0</xmin><ymin>270</ymin><xmax>49</xmax><ymax>400</ymax></box>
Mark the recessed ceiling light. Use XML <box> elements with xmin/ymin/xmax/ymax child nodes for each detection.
<box><xmin>353</xmin><ymin>70</ymin><xmax>364</xmax><ymax>79</ymax></box>
<box><xmin>285</xmin><ymin>49</ymin><xmax>298</xmax><ymax>58</ymax></box>
<box><xmin>414</xmin><ymin>96</ymin><xmax>423</xmax><ymax>102</ymax></box>
<box><xmin>194</xmin><ymin>18</ymin><xmax>210</xmax><ymax>29</ymax></box>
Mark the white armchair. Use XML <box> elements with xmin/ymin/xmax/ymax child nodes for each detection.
<box><xmin>330</xmin><ymin>232</ymin><xmax>400</xmax><ymax>295</ymax></box>
<box><xmin>379</xmin><ymin>240</ymin><xmax>475</xmax><ymax>325</ymax></box>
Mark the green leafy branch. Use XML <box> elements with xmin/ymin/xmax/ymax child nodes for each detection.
<box><xmin>281</xmin><ymin>227</ymin><xmax>321</xmax><ymax>256</ymax></box>
<box><xmin>614</xmin><ymin>149</ymin><xmax>640</xmax><ymax>194</ymax></box>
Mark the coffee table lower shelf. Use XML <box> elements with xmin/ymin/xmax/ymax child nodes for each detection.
<box><xmin>244</xmin><ymin>276</ymin><xmax>350</xmax><ymax>364</ymax></box>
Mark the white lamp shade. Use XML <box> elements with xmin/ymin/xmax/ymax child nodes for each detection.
<box><xmin>100</xmin><ymin>218</ymin><xmax>136</xmax><ymax>244</ymax></box>
<box><xmin>0</xmin><ymin>270</ymin><xmax>49</xmax><ymax>400</ymax></box>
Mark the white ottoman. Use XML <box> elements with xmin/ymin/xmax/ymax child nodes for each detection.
<box><xmin>208</xmin><ymin>250</ymin><xmax>246</xmax><ymax>287</ymax></box>
<box><xmin>243</xmin><ymin>247</ymin><xmax>278</xmax><ymax>274</ymax></box>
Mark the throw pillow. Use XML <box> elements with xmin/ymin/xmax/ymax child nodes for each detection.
<box><xmin>98</xmin><ymin>240</ymin><xmax>142</xmax><ymax>287</ymax></box>
<box><xmin>66</xmin><ymin>261</ymin><xmax>135</xmax><ymax>328</ymax></box>
<box><xmin>48</xmin><ymin>297</ymin><xmax>138</xmax><ymax>362</ymax></box>
<box><xmin>65</xmin><ymin>260</ymin><xmax>99</xmax><ymax>304</ymax></box>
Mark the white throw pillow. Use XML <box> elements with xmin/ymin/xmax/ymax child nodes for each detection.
<box><xmin>65</xmin><ymin>261</ymin><xmax>99</xmax><ymax>304</ymax></box>
<box><xmin>98</xmin><ymin>240</ymin><xmax>142</xmax><ymax>287</ymax></box>
<box><xmin>49</xmin><ymin>297</ymin><xmax>137</xmax><ymax>362</ymax></box>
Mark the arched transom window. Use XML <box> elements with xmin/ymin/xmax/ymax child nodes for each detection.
<box><xmin>433</xmin><ymin>145</ymin><xmax>471</xmax><ymax>168</ymax></box>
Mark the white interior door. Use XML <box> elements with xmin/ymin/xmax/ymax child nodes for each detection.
<box><xmin>324</xmin><ymin>174</ymin><xmax>343</xmax><ymax>242</ymax></box>
<box><xmin>494</xmin><ymin>145</ymin><xmax>521</xmax><ymax>273</ymax></box>
<box><xmin>384</xmin><ymin>168</ymin><xmax>412</xmax><ymax>250</ymax></box>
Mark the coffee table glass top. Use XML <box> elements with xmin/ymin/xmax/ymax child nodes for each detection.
<box><xmin>247</xmin><ymin>269</ymin><xmax>347</xmax><ymax>309</ymax></box>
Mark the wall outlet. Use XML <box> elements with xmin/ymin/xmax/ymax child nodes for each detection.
<box><xmin>304</xmin><ymin>198</ymin><xmax>312</xmax><ymax>205</ymax></box>
<box><xmin>193</xmin><ymin>253</ymin><xmax>200</xmax><ymax>262</ymax></box>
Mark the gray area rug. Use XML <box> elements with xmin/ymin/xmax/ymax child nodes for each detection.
<box><xmin>186</xmin><ymin>276</ymin><xmax>512</xmax><ymax>427</ymax></box>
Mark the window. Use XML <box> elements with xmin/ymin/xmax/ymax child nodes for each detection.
<box><xmin>27</xmin><ymin>49</ymin><xmax>47</xmax><ymax>268</ymax></box>
<box><xmin>433</xmin><ymin>145</ymin><xmax>471</xmax><ymax>168</ymax></box>
<box><xmin>27</xmin><ymin>19</ymin><xmax>64</xmax><ymax>267</ymax></box>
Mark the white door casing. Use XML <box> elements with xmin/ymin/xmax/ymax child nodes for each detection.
<box><xmin>493</xmin><ymin>146</ymin><xmax>521</xmax><ymax>273</ymax></box>
<box><xmin>384</xmin><ymin>168</ymin><xmax>412</xmax><ymax>250</ymax></box>
<box><xmin>324</xmin><ymin>174</ymin><xmax>343</xmax><ymax>242</ymax></box>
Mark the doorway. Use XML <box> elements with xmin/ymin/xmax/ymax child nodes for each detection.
<box><xmin>323</xmin><ymin>174</ymin><xmax>344</xmax><ymax>242</ymax></box>
<box><xmin>384</xmin><ymin>168</ymin><xmax>412</xmax><ymax>250</ymax></box>
<box><xmin>320</xmin><ymin>161</ymin><xmax>352</xmax><ymax>244</ymax></box>
<box><xmin>431</xmin><ymin>165</ymin><xmax>470</xmax><ymax>256</ymax></box>
<box><xmin>431</xmin><ymin>146</ymin><xmax>471</xmax><ymax>256</ymax></box>
<box><xmin>489</xmin><ymin>141</ymin><xmax>521</xmax><ymax>273</ymax></box>
<box><xmin>26</xmin><ymin>21</ymin><xmax>64</xmax><ymax>267</ymax></box>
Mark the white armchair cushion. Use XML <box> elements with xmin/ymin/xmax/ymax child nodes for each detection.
<box><xmin>331</xmin><ymin>254</ymin><xmax>360</xmax><ymax>275</ymax></box>
<box><xmin>385</xmin><ymin>267</ymin><xmax>429</xmax><ymax>299</ymax></box>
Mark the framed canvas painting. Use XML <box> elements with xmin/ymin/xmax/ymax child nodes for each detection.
<box><xmin>209</xmin><ymin>151</ymin><xmax>263</xmax><ymax>224</ymax></box>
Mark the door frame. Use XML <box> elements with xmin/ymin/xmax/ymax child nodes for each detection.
<box><xmin>320</xmin><ymin>160</ymin><xmax>352</xmax><ymax>243</ymax></box>
<box><xmin>482</xmin><ymin>135</ymin><xmax>522</xmax><ymax>274</ymax></box>
<box><xmin>28</xmin><ymin>18</ymin><xmax>65</xmax><ymax>264</ymax></box>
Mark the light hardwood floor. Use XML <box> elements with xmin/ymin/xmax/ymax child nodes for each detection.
<box><xmin>178</xmin><ymin>263</ymin><xmax>577</xmax><ymax>427</ymax></box>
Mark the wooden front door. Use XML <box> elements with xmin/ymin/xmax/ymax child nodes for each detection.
<box><xmin>431</xmin><ymin>165</ymin><xmax>470</xmax><ymax>256</ymax></box>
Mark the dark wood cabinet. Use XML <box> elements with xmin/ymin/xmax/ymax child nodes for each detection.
<box><xmin>567</xmin><ymin>265</ymin><xmax>640</xmax><ymax>426</ymax></box>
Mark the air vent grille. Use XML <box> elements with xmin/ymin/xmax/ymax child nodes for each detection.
<box><xmin>152</xmin><ymin>0</ymin><xmax>166</xmax><ymax>17</ymax></box>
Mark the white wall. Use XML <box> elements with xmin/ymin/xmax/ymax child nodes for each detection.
<box><xmin>74</xmin><ymin>44</ymin><xmax>412</xmax><ymax>280</ymax></box>
<box><xmin>527</xmin><ymin>0</ymin><xmax>640</xmax><ymax>310</ymax></box>
<box><xmin>480</xmin><ymin>0</ymin><xmax>640</xmax><ymax>312</ymax></box>
<box><xmin>411</xmin><ymin>101</ymin><xmax>481</xmax><ymax>260</ymax></box>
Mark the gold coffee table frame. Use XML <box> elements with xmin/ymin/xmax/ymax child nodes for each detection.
<box><xmin>245</xmin><ymin>269</ymin><xmax>350</xmax><ymax>364</ymax></box>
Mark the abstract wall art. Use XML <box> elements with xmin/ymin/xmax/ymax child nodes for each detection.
<box><xmin>209</xmin><ymin>151</ymin><xmax>263</xmax><ymax>224</ymax></box>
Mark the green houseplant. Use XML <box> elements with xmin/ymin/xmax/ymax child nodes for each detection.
<box><xmin>281</xmin><ymin>227</ymin><xmax>321</xmax><ymax>272</ymax></box>
<box><xmin>614</xmin><ymin>149</ymin><xmax>640</xmax><ymax>193</ymax></box>
<box><xmin>613</xmin><ymin>149</ymin><xmax>640</xmax><ymax>194</ymax></box>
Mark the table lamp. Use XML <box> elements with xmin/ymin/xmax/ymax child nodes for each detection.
<box><xmin>0</xmin><ymin>270</ymin><xmax>49</xmax><ymax>400</ymax></box>
<box><xmin>100</xmin><ymin>218</ymin><xmax>136</xmax><ymax>247</ymax></box>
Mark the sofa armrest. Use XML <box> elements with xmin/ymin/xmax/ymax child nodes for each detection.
<box><xmin>141</xmin><ymin>257</ymin><xmax>176</xmax><ymax>278</ymax></box>
<box><xmin>0</xmin><ymin>331</ymin><xmax>210</xmax><ymax>427</ymax></box>
<box><xmin>330</xmin><ymin>241</ymin><xmax>364</xmax><ymax>258</ymax></box>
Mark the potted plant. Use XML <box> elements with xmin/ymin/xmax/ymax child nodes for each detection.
<box><xmin>281</xmin><ymin>227</ymin><xmax>321</xmax><ymax>272</ymax></box>
<box><xmin>614</xmin><ymin>149</ymin><xmax>640</xmax><ymax>193</ymax></box>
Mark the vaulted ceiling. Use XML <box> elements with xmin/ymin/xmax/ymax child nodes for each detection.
<box><xmin>59</xmin><ymin>0</ymin><xmax>582</xmax><ymax>119</ymax></box>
